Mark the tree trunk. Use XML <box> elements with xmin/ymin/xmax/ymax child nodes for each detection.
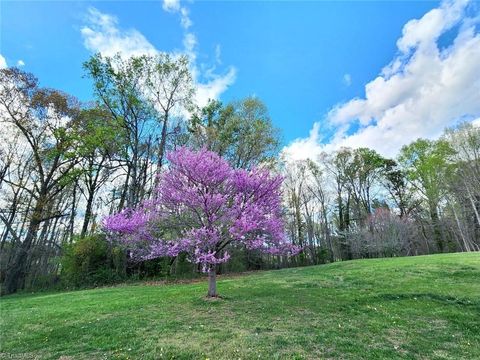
<box><xmin>464</xmin><ymin>182</ymin><xmax>480</xmax><ymax>227</ymax></box>
<box><xmin>207</xmin><ymin>268</ymin><xmax>217</xmax><ymax>297</ymax></box>
<box><xmin>118</xmin><ymin>166</ymin><xmax>131</xmax><ymax>212</ymax></box>
<box><xmin>451</xmin><ymin>204</ymin><xmax>469</xmax><ymax>252</ymax></box>
<box><xmin>155</xmin><ymin>112</ymin><xmax>169</xmax><ymax>187</ymax></box>
<box><xmin>429</xmin><ymin>201</ymin><xmax>444</xmax><ymax>252</ymax></box>
<box><xmin>81</xmin><ymin>188</ymin><xmax>95</xmax><ymax>238</ymax></box>
<box><xmin>0</xmin><ymin>188</ymin><xmax>22</xmax><ymax>251</ymax></box>
<box><xmin>3</xmin><ymin>197</ymin><xmax>44</xmax><ymax>294</ymax></box>
<box><xmin>322</xmin><ymin>202</ymin><xmax>334</xmax><ymax>262</ymax></box>
<box><xmin>68</xmin><ymin>182</ymin><xmax>78</xmax><ymax>241</ymax></box>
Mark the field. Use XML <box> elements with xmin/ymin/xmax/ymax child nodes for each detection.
<box><xmin>1</xmin><ymin>252</ymin><xmax>479</xmax><ymax>359</ymax></box>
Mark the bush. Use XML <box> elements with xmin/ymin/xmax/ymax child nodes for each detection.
<box><xmin>60</xmin><ymin>234</ymin><xmax>126</xmax><ymax>288</ymax></box>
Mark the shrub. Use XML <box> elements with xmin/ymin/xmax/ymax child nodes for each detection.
<box><xmin>60</xmin><ymin>234</ymin><xmax>126</xmax><ymax>288</ymax></box>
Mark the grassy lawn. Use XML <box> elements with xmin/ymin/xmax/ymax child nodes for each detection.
<box><xmin>1</xmin><ymin>252</ymin><xmax>479</xmax><ymax>359</ymax></box>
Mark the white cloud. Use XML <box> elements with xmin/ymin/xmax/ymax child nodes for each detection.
<box><xmin>81</xmin><ymin>8</ymin><xmax>157</xmax><ymax>58</ymax></box>
<box><xmin>196</xmin><ymin>67</ymin><xmax>237</xmax><ymax>109</ymax></box>
<box><xmin>16</xmin><ymin>60</ymin><xmax>25</xmax><ymax>67</ymax></box>
<box><xmin>283</xmin><ymin>0</ymin><xmax>480</xmax><ymax>160</ymax></box>
<box><xmin>81</xmin><ymin>6</ymin><xmax>236</xmax><ymax>109</ymax></box>
<box><xmin>281</xmin><ymin>123</ymin><xmax>324</xmax><ymax>162</ymax></box>
<box><xmin>162</xmin><ymin>0</ymin><xmax>192</xmax><ymax>30</ymax></box>
<box><xmin>162</xmin><ymin>0</ymin><xmax>180</xmax><ymax>13</ymax></box>
<box><xmin>0</xmin><ymin>54</ymin><xmax>7</xmax><ymax>69</ymax></box>
<box><xmin>342</xmin><ymin>73</ymin><xmax>352</xmax><ymax>87</ymax></box>
<box><xmin>396</xmin><ymin>0</ymin><xmax>468</xmax><ymax>53</ymax></box>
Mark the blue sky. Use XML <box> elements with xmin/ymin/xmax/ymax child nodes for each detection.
<box><xmin>1</xmin><ymin>0</ymin><xmax>479</xmax><ymax>158</ymax></box>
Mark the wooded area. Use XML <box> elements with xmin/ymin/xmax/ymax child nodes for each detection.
<box><xmin>1</xmin><ymin>54</ymin><xmax>479</xmax><ymax>295</ymax></box>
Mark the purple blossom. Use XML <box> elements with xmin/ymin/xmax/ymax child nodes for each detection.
<box><xmin>104</xmin><ymin>147</ymin><xmax>300</xmax><ymax>272</ymax></box>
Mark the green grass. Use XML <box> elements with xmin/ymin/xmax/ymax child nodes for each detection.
<box><xmin>1</xmin><ymin>253</ymin><xmax>479</xmax><ymax>359</ymax></box>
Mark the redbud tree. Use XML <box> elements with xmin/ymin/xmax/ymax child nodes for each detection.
<box><xmin>104</xmin><ymin>147</ymin><xmax>299</xmax><ymax>297</ymax></box>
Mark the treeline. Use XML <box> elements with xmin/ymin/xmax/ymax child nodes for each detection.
<box><xmin>282</xmin><ymin>127</ymin><xmax>480</xmax><ymax>265</ymax></box>
<box><xmin>0</xmin><ymin>54</ymin><xmax>479</xmax><ymax>294</ymax></box>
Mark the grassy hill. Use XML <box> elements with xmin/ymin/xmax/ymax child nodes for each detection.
<box><xmin>1</xmin><ymin>253</ymin><xmax>479</xmax><ymax>359</ymax></box>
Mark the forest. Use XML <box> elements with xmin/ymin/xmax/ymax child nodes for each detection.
<box><xmin>1</xmin><ymin>53</ymin><xmax>479</xmax><ymax>295</ymax></box>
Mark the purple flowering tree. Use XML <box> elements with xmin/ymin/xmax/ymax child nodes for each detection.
<box><xmin>104</xmin><ymin>147</ymin><xmax>299</xmax><ymax>297</ymax></box>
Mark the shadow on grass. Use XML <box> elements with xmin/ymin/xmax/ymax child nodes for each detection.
<box><xmin>376</xmin><ymin>293</ymin><xmax>479</xmax><ymax>308</ymax></box>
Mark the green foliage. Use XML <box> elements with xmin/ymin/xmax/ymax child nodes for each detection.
<box><xmin>399</xmin><ymin>139</ymin><xmax>457</xmax><ymax>250</ymax></box>
<box><xmin>332</xmin><ymin>147</ymin><xmax>387</xmax><ymax>221</ymax></box>
<box><xmin>189</xmin><ymin>97</ymin><xmax>281</xmax><ymax>169</ymax></box>
<box><xmin>75</xmin><ymin>107</ymin><xmax>126</xmax><ymax>157</ymax></box>
<box><xmin>222</xmin><ymin>247</ymin><xmax>266</xmax><ymax>272</ymax></box>
<box><xmin>399</xmin><ymin>138</ymin><xmax>455</xmax><ymax>204</ymax></box>
<box><xmin>60</xmin><ymin>234</ymin><xmax>126</xmax><ymax>288</ymax></box>
<box><xmin>2</xmin><ymin>253</ymin><xmax>479</xmax><ymax>359</ymax></box>
<box><xmin>83</xmin><ymin>53</ymin><xmax>154</xmax><ymax>130</ymax></box>
<box><xmin>171</xmin><ymin>253</ymin><xmax>196</xmax><ymax>276</ymax></box>
<box><xmin>313</xmin><ymin>247</ymin><xmax>332</xmax><ymax>264</ymax></box>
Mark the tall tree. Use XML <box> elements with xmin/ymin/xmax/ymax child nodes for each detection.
<box><xmin>76</xmin><ymin>106</ymin><xmax>123</xmax><ymax>237</ymax></box>
<box><xmin>382</xmin><ymin>159</ymin><xmax>418</xmax><ymax>218</ymax></box>
<box><xmin>307</xmin><ymin>159</ymin><xmax>334</xmax><ymax>262</ymax></box>
<box><xmin>282</xmin><ymin>160</ymin><xmax>309</xmax><ymax>264</ymax></box>
<box><xmin>444</xmin><ymin>123</ymin><xmax>480</xmax><ymax>251</ymax></box>
<box><xmin>0</xmin><ymin>68</ymin><xmax>82</xmax><ymax>294</ymax></box>
<box><xmin>343</xmin><ymin>148</ymin><xmax>386</xmax><ymax>221</ymax></box>
<box><xmin>84</xmin><ymin>53</ymin><xmax>154</xmax><ymax>209</ymax></box>
<box><xmin>399</xmin><ymin>139</ymin><xmax>455</xmax><ymax>252</ymax></box>
<box><xmin>141</xmin><ymin>54</ymin><xmax>194</xmax><ymax>175</ymax></box>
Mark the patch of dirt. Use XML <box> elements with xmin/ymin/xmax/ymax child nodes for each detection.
<box><xmin>203</xmin><ymin>295</ymin><xmax>225</xmax><ymax>302</ymax></box>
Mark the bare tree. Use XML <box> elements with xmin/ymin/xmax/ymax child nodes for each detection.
<box><xmin>142</xmin><ymin>54</ymin><xmax>194</xmax><ymax>176</ymax></box>
<box><xmin>0</xmin><ymin>68</ymin><xmax>82</xmax><ymax>294</ymax></box>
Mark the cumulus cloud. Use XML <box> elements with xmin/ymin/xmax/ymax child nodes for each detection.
<box><xmin>0</xmin><ymin>54</ymin><xmax>7</xmax><ymax>69</ymax></box>
<box><xmin>282</xmin><ymin>123</ymin><xmax>324</xmax><ymax>162</ymax></box>
<box><xmin>16</xmin><ymin>60</ymin><xmax>25</xmax><ymax>67</ymax></box>
<box><xmin>342</xmin><ymin>73</ymin><xmax>352</xmax><ymax>87</ymax></box>
<box><xmin>81</xmin><ymin>5</ymin><xmax>236</xmax><ymax>109</ymax></box>
<box><xmin>284</xmin><ymin>0</ymin><xmax>480</xmax><ymax>160</ymax></box>
<box><xmin>81</xmin><ymin>8</ymin><xmax>157</xmax><ymax>58</ymax></box>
